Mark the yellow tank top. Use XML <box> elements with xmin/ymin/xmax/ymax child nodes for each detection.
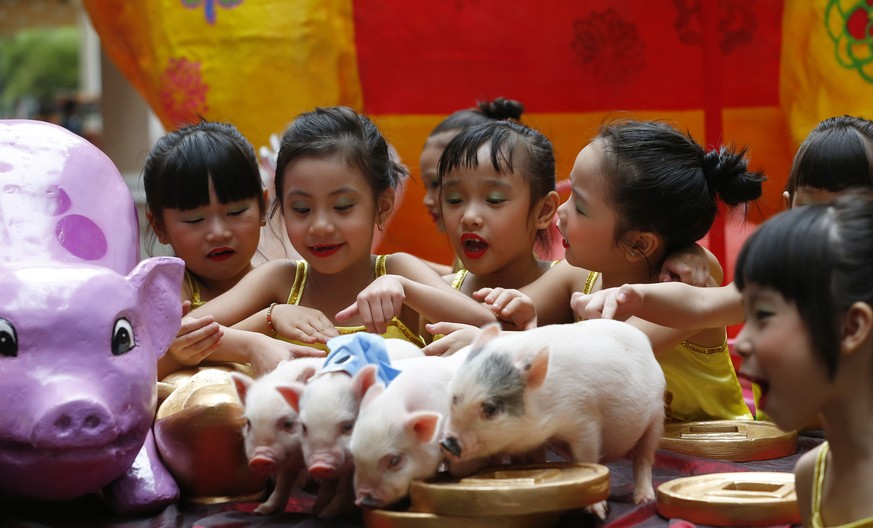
<box><xmin>284</xmin><ymin>256</ymin><xmax>426</xmax><ymax>350</ymax></box>
<box><xmin>450</xmin><ymin>269</ymin><xmax>468</xmax><ymax>290</ymax></box>
<box><xmin>810</xmin><ymin>442</ymin><xmax>873</xmax><ymax>528</ymax></box>
<box><xmin>185</xmin><ymin>270</ymin><xmax>205</xmax><ymax>309</ymax></box>
<box><xmin>581</xmin><ymin>271</ymin><xmax>751</xmax><ymax>423</ymax></box>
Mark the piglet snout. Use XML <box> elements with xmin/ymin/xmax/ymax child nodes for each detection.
<box><xmin>355</xmin><ymin>493</ymin><xmax>381</xmax><ymax>509</ymax></box>
<box><xmin>248</xmin><ymin>455</ymin><xmax>277</xmax><ymax>475</ymax></box>
<box><xmin>308</xmin><ymin>462</ymin><xmax>338</xmax><ymax>480</ymax></box>
<box><xmin>440</xmin><ymin>436</ymin><xmax>462</xmax><ymax>458</ymax></box>
<box><xmin>33</xmin><ymin>399</ymin><xmax>117</xmax><ymax>448</ymax></box>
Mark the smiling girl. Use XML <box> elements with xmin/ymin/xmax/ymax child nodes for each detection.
<box><xmin>191</xmin><ymin>106</ymin><xmax>495</xmax><ymax>348</ymax></box>
<box><xmin>734</xmin><ymin>194</ymin><xmax>873</xmax><ymax>527</ymax></box>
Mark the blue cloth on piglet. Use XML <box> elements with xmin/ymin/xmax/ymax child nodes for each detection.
<box><xmin>320</xmin><ymin>333</ymin><xmax>401</xmax><ymax>386</ymax></box>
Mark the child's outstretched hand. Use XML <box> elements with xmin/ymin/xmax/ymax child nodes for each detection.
<box><xmin>571</xmin><ymin>284</ymin><xmax>643</xmax><ymax>320</ymax></box>
<box><xmin>422</xmin><ymin>322</ymin><xmax>480</xmax><ymax>356</ymax></box>
<box><xmin>473</xmin><ymin>287</ymin><xmax>538</xmax><ymax>330</ymax></box>
<box><xmin>246</xmin><ymin>332</ymin><xmax>325</xmax><ymax>377</ymax></box>
<box><xmin>166</xmin><ymin>301</ymin><xmax>223</xmax><ymax>367</ymax></box>
<box><xmin>272</xmin><ymin>304</ymin><xmax>339</xmax><ymax>344</ymax></box>
<box><xmin>336</xmin><ymin>275</ymin><xmax>406</xmax><ymax>335</ymax></box>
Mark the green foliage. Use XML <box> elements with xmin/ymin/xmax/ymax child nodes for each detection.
<box><xmin>0</xmin><ymin>26</ymin><xmax>80</xmax><ymax>112</ymax></box>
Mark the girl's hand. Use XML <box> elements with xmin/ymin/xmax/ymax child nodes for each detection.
<box><xmin>659</xmin><ymin>244</ymin><xmax>712</xmax><ymax>286</ymax></box>
<box><xmin>246</xmin><ymin>333</ymin><xmax>325</xmax><ymax>377</ymax></box>
<box><xmin>473</xmin><ymin>287</ymin><xmax>538</xmax><ymax>330</ymax></box>
<box><xmin>273</xmin><ymin>303</ymin><xmax>339</xmax><ymax>344</ymax></box>
<box><xmin>336</xmin><ymin>275</ymin><xmax>405</xmax><ymax>335</ymax></box>
<box><xmin>570</xmin><ymin>284</ymin><xmax>643</xmax><ymax>320</ymax></box>
<box><xmin>422</xmin><ymin>322</ymin><xmax>480</xmax><ymax>356</ymax></box>
<box><xmin>167</xmin><ymin>300</ymin><xmax>224</xmax><ymax>366</ymax></box>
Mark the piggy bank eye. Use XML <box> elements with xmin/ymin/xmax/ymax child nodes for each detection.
<box><xmin>111</xmin><ymin>318</ymin><xmax>135</xmax><ymax>356</ymax></box>
<box><xmin>0</xmin><ymin>318</ymin><xmax>17</xmax><ymax>358</ymax></box>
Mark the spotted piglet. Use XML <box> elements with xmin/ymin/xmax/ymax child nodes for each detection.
<box><xmin>440</xmin><ymin>320</ymin><xmax>665</xmax><ymax>518</ymax></box>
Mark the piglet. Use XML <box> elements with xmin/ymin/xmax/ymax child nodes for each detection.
<box><xmin>440</xmin><ymin>320</ymin><xmax>665</xmax><ymax>518</ymax></box>
<box><xmin>349</xmin><ymin>353</ymin><xmax>481</xmax><ymax>509</ymax></box>
<box><xmin>277</xmin><ymin>333</ymin><xmax>398</xmax><ymax>518</ymax></box>
<box><xmin>231</xmin><ymin>357</ymin><xmax>323</xmax><ymax>515</ymax></box>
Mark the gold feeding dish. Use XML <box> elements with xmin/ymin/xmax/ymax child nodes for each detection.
<box><xmin>656</xmin><ymin>472</ymin><xmax>801</xmax><ymax>526</ymax></box>
<box><xmin>409</xmin><ymin>463</ymin><xmax>609</xmax><ymax>517</ymax></box>
<box><xmin>660</xmin><ymin>420</ymin><xmax>797</xmax><ymax>461</ymax></box>
<box><xmin>363</xmin><ymin>510</ymin><xmax>562</xmax><ymax>528</ymax></box>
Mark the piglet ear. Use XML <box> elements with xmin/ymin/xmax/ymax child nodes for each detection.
<box><xmin>231</xmin><ymin>373</ymin><xmax>253</xmax><ymax>404</ymax></box>
<box><xmin>297</xmin><ymin>365</ymin><xmax>318</xmax><ymax>383</ymax></box>
<box><xmin>276</xmin><ymin>382</ymin><xmax>306</xmax><ymax>413</ymax></box>
<box><xmin>515</xmin><ymin>345</ymin><xmax>549</xmax><ymax>390</ymax></box>
<box><xmin>360</xmin><ymin>383</ymin><xmax>385</xmax><ymax>411</ymax></box>
<box><xmin>127</xmin><ymin>256</ymin><xmax>185</xmax><ymax>360</ymax></box>
<box><xmin>351</xmin><ymin>364</ymin><xmax>379</xmax><ymax>402</ymax></box>
<box><xmin>468</xmin><ymin>322</ymin><xmax>501</xmax><ymax>360</ymax></box>
<box><xmin>406</xmin><ymin>411</ymin><xmax>442</xmax><ymax>443</ymax></box>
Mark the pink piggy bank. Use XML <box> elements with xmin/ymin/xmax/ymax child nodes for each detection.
<box><xmin>0</xmin><ymin>120</ymin><xmax>184</xmax><ymax>513</ymax></box>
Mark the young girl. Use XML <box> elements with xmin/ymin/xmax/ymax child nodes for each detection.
<box><xmin>485</xmin><ymin>120</ymin><xmax>765</xmax><ymax>423</ymax></box>
<box><xmin>734</xmin><ymin>194</ymin><xmax>873</xmax><ymax>527</ymax></box>
<box><xmin>190</xmin><ymin>106</ymin><xmax>496</xmax><ymax>348</ymax></box>
<box><xmin>143</xmin><ymin>121</ymin><xmax>322</xmax><ymax>502</ymax></box>
<box><xmin>437</xmin><ymin>120</ymin><xmax>559</xmax><ymax>306</ymax></box>
<box><xmin>574</xmin><ymin>114</ymin><xmax>873</xmax><ymax>328</ymax></box>
<box><xmin>420</xmin><ymin>98</ymin><xmax>525</xmax><ymax>275</ymax></box>
<box><xmin>784</xmin><ymin>115</ymin><xmax>873</xmax><ymax>209</ymax></box>
<box><xmin>143</xmin><ymin>121</ymin><xmax>316</xmax><ymax>379</ymax></box>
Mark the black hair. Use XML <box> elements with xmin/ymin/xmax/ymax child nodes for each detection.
<box><xmin>437</xmin><ymin>120</ymin><xmax>556</xmax><ymax>250</ymax></box>
<box><xmin>596</xmin><ymin>120</ymin><xmax>765</xmax><ymax>254</ymax></box>
<box><xmin>735</xmin><ymin>193</ymin><xmax>873</xmax><ymax>378</ymax></box>
<box><xmin>143</xmin><ymin>121</ymin><xmax>264</xmax><ymax>227</ymax></box>
<box><xmin>428</xmin><ymin>98</ymin><xmax>525</xmax><ymax>139</ymax></box>
<box><xmin>272</xmin><ymin>106</ymin><xmax>402</xmax><ymax>217</ymax></box>
<box><xmin>786</xmin><ymin>115</ymin><xmax>873</xmax><ymax>200</ymax></box>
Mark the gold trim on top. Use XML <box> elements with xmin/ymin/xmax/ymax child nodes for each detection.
<box><xmin>287</xmin><ymin>260</ymin><xmax>307</xmax><ymax>305</ymax></box>
<box><xmin>451</xmin><ymin>269</ymin><xmax>468</xmax><ymax>290</ymax></box>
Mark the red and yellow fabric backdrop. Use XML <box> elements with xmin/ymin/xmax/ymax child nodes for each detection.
<box><xmin>83</xmin><ymin>0</ymin><xmax>873</xmax><ymax>281</ymax></box>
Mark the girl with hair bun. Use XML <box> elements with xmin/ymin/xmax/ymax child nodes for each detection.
<box><xmin>475</xmin><ymin>120</ymin><xmax>765</xmax><ymax>422</ymax></box>
<box><xmin>419</xmin><ymin>98</ymin><xmax>525</xmax><ymax>274</ymax></box>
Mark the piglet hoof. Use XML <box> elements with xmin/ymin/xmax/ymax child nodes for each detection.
<box><xmin>585</xmin><ymin>500</ymin><xmax>609</xmax><ymax>521</ymax></box>
<box><xmin>633</xmin><ymin>486</ymin><xmax>656</xmax><ymax>505</ymax></box>
<box><xmin>254</xmin><ymin>502</ymin><xmax>279</xmax><ymax>516</ymax></box>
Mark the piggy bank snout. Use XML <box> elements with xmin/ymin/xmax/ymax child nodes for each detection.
<box><xmin>33</xmin><ymin>399</ymin><xmax>117</xmax><ymax>448</ymax></box>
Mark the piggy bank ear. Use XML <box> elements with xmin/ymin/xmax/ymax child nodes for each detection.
<box><xmin>514</xmin><ymin>345</ymin><xmax>549</xmax><ymax>390</ymax></box>
<box><xmin>231</xmin><ymin>373</ymin><xmax>253</xmax><ymax>404</ymax></box>
<box><xmin>405</xmin><ymin>411</ymin><xmax>442</xmax><ymax>443</ymax></box>
<box><xmin>128</xmin><ymin>257</ymin><xmax>185</xmax><ymax>360</ymax></box>
<box><xmin>276</xmin><ymin>382</ymin><xmax>305</xmax><ymax>413</ymax></box>
<box><xmin>468</xmin><ymin>322</ymin><xmax>501</xmax><ymax>359</ymax></box>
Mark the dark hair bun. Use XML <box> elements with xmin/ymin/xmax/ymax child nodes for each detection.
<box><xmin>477</xmin><ymin>97</ymin><xmax>524</xmax><ymax>121</ymax></box>
<box><xmin>702</xmin><ymin>146</ymin><xmax>765</xmax><ymax>205</ymax></box>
